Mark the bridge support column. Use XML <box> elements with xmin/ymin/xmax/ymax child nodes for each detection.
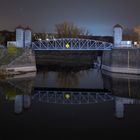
<box><xmin>102</xmin><ymin>48</ymin><xmax>140</xmax><ymax>74</ymax></box>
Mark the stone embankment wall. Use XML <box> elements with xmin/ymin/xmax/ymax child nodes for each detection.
<box><xmin>102</xmin><ymin>48</ymin><xmax>140</xmax><ymax>74</ymax></box>
<box><xmin>0</xmin><ymin>49</ymin><xmax>36</xmax><ymax>75</ymax></box>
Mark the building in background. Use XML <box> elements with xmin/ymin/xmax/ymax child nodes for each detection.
<box><xmin>7</xmin><ymin>26</ymin><xmax>32</xmax><ymax>48</ymax></box>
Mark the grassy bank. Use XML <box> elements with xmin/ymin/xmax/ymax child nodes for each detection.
<box><xmin>0</xmin><ymin>47</ymin><xmax>24</xmax><ymax>66</ymax></box>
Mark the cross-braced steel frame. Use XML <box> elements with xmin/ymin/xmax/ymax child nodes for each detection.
<box><xmin>32</xmin><ymin>38</ymin><xmax>113</xmax><ymax>51</ymax></box>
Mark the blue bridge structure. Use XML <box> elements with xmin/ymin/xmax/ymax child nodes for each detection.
<box><xmin>32</xmin><ymin>38</ymin><xmax>113</xmax><ymax>51</ymax></box>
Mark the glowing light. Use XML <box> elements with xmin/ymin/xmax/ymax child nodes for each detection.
<box><xmin>66</xmin><ymin>43</ymin><xmax>70</xmax><ymax>49</ymax></box>
<box><xmin>134</xmin><ymin>42</ymin><xmax>137</xmax><ymax>45</ymax></box>
<box><xmin>127</xmin><ymin>41</ymin><xmax>131</xmax><ymax>45</ymax></box>
<box><xmin>65</xmin><ymin>94</ymin><xmax>70</xmax><ymax>99</ymax></box>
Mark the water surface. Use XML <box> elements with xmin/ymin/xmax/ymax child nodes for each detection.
<box><xmin>0</xmin><ymin>64</ymin><xmax>140</xmax><ymax>138</ymax></box>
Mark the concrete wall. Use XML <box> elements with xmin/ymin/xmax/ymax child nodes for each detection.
<box><xmin>102</xmin><ymin>72</ymin><xmax>140</xmax><ymax>98</ymax></box>
<box><xmin>102</xmin><ymin>48</ymin><xmax>140</xmax><ymax>74</ymax></box>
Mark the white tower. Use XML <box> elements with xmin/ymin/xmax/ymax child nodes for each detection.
<box><xmin>113</xmin><ymin>24</ymin><xmax>123</xmax><ymax>47</ymax></box>
<box><xmin>16</xmin><ymin>26</ymin><xmax>24</xmax><ymax>48</ymax></box>
<box><xmin>25</xmin><ymin>27</ymin><xmax>32</xmax><ymax>47</ymax></box>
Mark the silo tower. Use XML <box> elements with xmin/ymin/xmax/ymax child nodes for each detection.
<box><xmin>16</xmin><ymin>26</ymin><xmax>24</xmax><ymax>48</ymax></box>
<box><xmin>113</xmin><ymin>24</ymin><xmax>123</xmax><ymax>47</ymax></box>
<box><xmin>25</xmin><ymin>27</ymin><xmax>32</xmax><ymax>47</ymax></box>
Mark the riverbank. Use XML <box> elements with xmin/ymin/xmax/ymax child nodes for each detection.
<box><xmin>0</xmin><ymin>48</ymin><xmax>36</xmax><ymax>77</ymax></box>
<box><xmin>102</xmin><ymin>48</ymin><xmax>140</xmax><ymax>74</ymax></box>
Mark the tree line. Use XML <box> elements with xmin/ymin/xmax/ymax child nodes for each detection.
<box><xmin>0</xmin><ymin>22</ymin><xmax>140</xmax><ymax>45</ymax></box>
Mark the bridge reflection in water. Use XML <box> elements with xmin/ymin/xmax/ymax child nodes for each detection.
<box><xmin>14</xmin><ymin>89</ymin><xmax>113</xmax><ymax>114</ymax></box>
<box><xmin>102</xmin><ymin>70</ymin><xmax>140</xmax><ymax>119</ymax></box>
<box><xmin>32</xmin><ymin>90</ymin><xmax>112</xmax><ymax>104</ymax></box>
<box><xmin>1</xmin><ymin>70</ymin><xmax>140</xmax><ymax>120</ymax></box>
<box><xmin>14</xmin><ymin>88</ymin><xmax>140</xmax><ymax>119</ymax></box>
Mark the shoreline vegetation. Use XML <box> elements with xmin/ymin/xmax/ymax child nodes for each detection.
<box><xmin>0</xmin><ymin>46</ymin><xmax>24</xmax><ymax>66</ymax></box>
<box><xmin>0</xmin><ymin>46</ymin><xmax>24</xmax><ymax>78</ymax></box>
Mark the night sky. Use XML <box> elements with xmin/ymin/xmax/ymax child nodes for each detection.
<box><xmin>0</xmin><ymin>0</ymin><xmax>140</xmax><ymax>35</ymax></box>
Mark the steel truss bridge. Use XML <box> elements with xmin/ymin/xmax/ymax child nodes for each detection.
<box><xmin>32</xmin><ymin>90</ymin><xmax>113</xmax><ymax>104</ymax></box>
<box><xmin>32</xmin><ymin>38</ymin><xmax>113</xmax><ymax>51</ymax></box>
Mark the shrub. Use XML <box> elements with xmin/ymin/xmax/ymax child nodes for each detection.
<box><xmin>7</xmin><ymin>43</ymin><xmax>17</xmax><ymax>55</ymax></box>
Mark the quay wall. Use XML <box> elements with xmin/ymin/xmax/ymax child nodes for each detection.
<box><xmin>0</xmin><ymin>49</ymin><xmax>36</xmax><ymax>75</ymax></box>
<box><xmin>102</xmin><ymin>48</ymin><xmax>140</xmax><ymax>74</ymax></box>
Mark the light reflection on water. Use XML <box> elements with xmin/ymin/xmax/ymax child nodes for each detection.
<box><xmin>0</xmin><ymin>65</ymin><xmax>140</xmax><ymax>137</ymax></box>
<box><xmin>35</xmin><ymin>66</ymin><xmax>103</xmax><ymax>89</ymax></box>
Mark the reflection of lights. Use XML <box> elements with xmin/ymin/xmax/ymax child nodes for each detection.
<box><xmin>46</xmin><ymin>38</ymin><xmax>49</xmax><ymax>41</ymax></box>
<box><xmin>65</xmin><ymin>93</ymin><xmax>70</xmax><ymax>99</ymax></box>
<box><xmin>38</xmin><ymin>38</ymin><xmax>42</xmax><ymax>41</ymax></box>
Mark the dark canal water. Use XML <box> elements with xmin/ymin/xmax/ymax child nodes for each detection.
<box><xmin>0</xmin><ymin>63</ymin><xmax>140</xmax><ymax>138</ymax></box>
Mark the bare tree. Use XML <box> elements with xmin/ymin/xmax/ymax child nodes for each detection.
<box><xmin>32</xmin><ymin>33</ymin><xmax>48</xmax><ymax>41</ymax></box>
<box><xmin>123</xmin><ymin>28</ymin><xmax>138</xmax><ymax>42</ymax></box>
<box><xmin>0</xmin><ymin>33</ymin><xmax>5</xmax><ymax>44</ymax></box>
<box><xmin>133</xmin><ymin>25</ymin><xmax>140</xmax><ymax>43</ymax></box>
<box><xmin>55</xmin><ymin>21</ymin><xmax>88</xmax><ymax>38</ymax></box>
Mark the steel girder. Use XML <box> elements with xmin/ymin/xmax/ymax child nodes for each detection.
<box><xmin>32</xmin><ymin>38</ymin><xmax>113</xmax><ymax>51</ymax></box>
